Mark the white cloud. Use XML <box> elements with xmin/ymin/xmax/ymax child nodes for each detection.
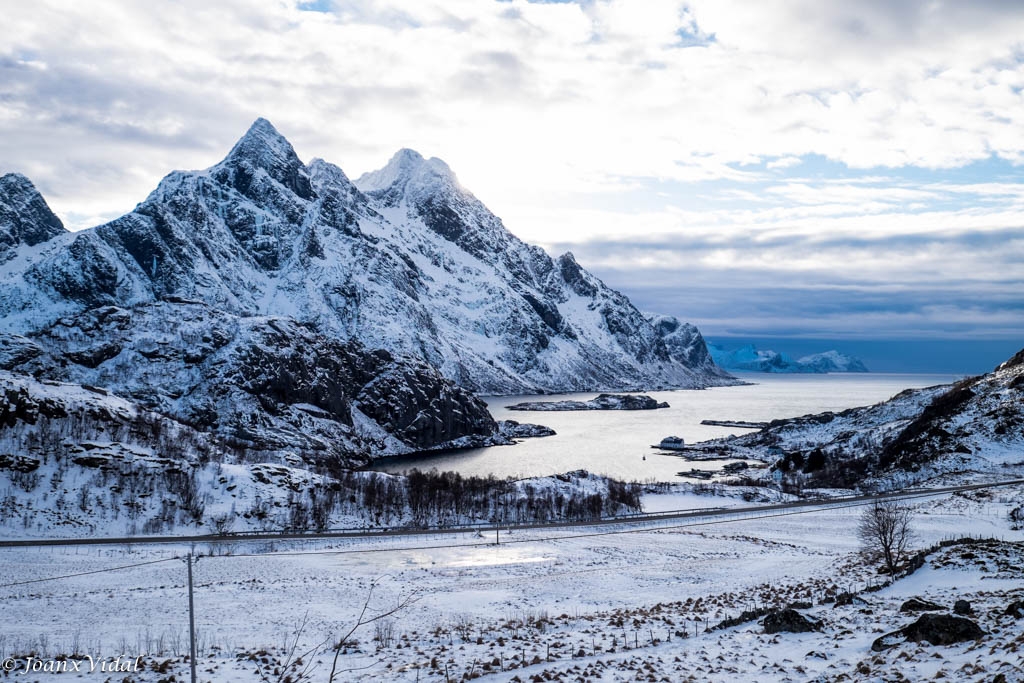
<box><xmin>2</xmin><ymin>0</ymin><xmax>1022</xmax><ymax>214</ymax></box>
<box><xmin>0</xmin><ymin>0</ymin><xmax>1022</xmax><ymax>338</ymax></box>
<box><xmin>766</xmin><ymin>156</ymin><xmax>802</xmax><ymax>170</ymax></box>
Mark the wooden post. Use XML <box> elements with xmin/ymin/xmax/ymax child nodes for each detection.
<box><xmin>187</xmin><ymin>554</ymin><xmax>197</xmax><ymax>683</ymax></box>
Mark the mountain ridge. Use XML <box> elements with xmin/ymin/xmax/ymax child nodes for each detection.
<box><xmin>0</xmin><ymin>118</ymin><xmax>734</xmax><ymax>395</ymax></box>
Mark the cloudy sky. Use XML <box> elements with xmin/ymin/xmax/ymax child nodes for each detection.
<box><xmin>2</xmin><ymin>0</ymin><xmax>1022</xmax><ymax>368</ymax></box>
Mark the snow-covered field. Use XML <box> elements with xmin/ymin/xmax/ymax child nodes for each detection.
<box><xmin>2</xmin><ymin>486</ymin><xmax>1021</xmax><ymax>682</ymax></box>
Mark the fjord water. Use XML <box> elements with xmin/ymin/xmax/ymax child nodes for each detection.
<box><xmin>376</xmin><ymin>373</ymin><xmax>959</xmax><ymax>481</ymax></box>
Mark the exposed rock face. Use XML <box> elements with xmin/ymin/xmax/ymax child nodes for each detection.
<box><xmin>5</xmin><ymin>301</ymin><xmax>500</xmax><ymax>466</ymax></box>
<box><xmin>0</xmin><ymin>173</ymin><xmax>67</xmax><ymax>263</ymax></box>
<box><xmin>1</xmin><ymin>381</ymin><xmax>68</xmax><ymax>427</ymax></box>
<box><xmin>762</xmin><ymin>609</ymin><xmax>820</xmax><ymax>634</ymax></box>
<box><xmin>0</xmin><ymin>119</ymin><xmax>735</xmax><ymax>395</ymax></box>
<box><xmin>507</xmin><ymin>394</ymin><xmax>670</xmax><ymax>411</ymax></box>
<box><xmin>354</xmin><ymin>357</ymin><xmax>497</xmax><ymax>449</ymax></box>
<box><xmin>0</xmin><ymin>335</ymin><xmax>46</xmax><ymax>370</ymax></box>
<box><xmin>647</xmin><ymin>314</ymin><xmax>724</xmax><ymax>374</ymax></box>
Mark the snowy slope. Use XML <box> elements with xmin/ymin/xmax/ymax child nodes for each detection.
<box><xmin>0</xmin><ymin>119</ymin><xmax>734</xmax><ymax>394</ymax></box>
<box><xmin>708</xmin><ymin>348</ymin><xmax>1024</xmax><ymax>489</ymax></box>
<box><xmin>0</xmin><ymin>367</ymin><xmax>631</xmax><ymax>537</ymax></box>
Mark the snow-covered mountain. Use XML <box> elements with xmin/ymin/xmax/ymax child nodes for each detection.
<box><xmin>647</xmin><ymin>314</ymin><xmax>732</xmax><ymax>379</ymax></box>
<box><xmin>707</xmin><ymin>342</ymin><xmax>868</xmax><ymax>373</ymax></box>
<box><xmin>0</xmin><ymin>174</ymin><xmax>67</xmax><ymax>264</ymax></box>
<box><xmin>0</xmin><ymin>118</ymin><xmax>733</xmax><ymax>394</ymax></box>
<box><xmin>710</xmin><ymin>348</ymin><xmax>1024</xmax><ymax>489</ymax></box>
<box><xmin>796</xmin><ymin>350</ymin><xmax>869</xmax><ymax>373</ymax></box>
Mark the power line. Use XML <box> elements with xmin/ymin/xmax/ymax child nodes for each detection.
<box><xmin>1</xmin><ymin>479</ymin><xmax>1018</xmax><ymax>551</ymax></box>
<box><xmin>202</xmin><ymin>490</ymin><xmax>948</xmax><ymax>561</ymax></box>
<box><xmin>0</xmin><ymin>556</ymin><xmax>179</xmax><ymax>589</ymax></box>
<box><xmin>0</xmin><ymin>483</ymin><xmax>1004</xmax><ymax>576</ymax></box>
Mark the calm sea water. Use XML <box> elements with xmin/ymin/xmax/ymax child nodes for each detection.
<box><xmin>374</xmin><ymin>373</ymin><xmax>959</xmax><ymax>482</ymax></box>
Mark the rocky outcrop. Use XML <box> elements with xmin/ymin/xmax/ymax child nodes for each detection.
<box><xmin>6</xmin><ymin>301</ymin><xmax>501</xmax><ymax>466</ymax></box>
<box><xmin>900</xmin><ymin>597</ymin><xmax>945</xmax><ymax>613</ymax></box>
<box><xmin>0</xmin><ymin>173</ymin><xmax>67</xmax><ymax>263</ymax></box>
<box><xmin>953</xmin><ymin>600</ymin><xmax>972</xmax><ymax>615</ymax></box>
<box><xmin>507</xmin><ymin>394</ymin><xmax>670</xmax><ymax>411</ymax></box>
<box><xmin>872</xmin><ymin>613</ymin><xmax>986</xmax><ymax>651</ymax></box>
<box><xmin>354</xmin><ymin>358</ymin><xmax>497</xmax><ymax>449</ymax></box>
<box><xmin>498</xmin><ymin>420</ymin><xmax>556</xmax><ymax>438</ymax></box>
<box><xmin>762</xmin><ymin>609</ymin><xmax>821</xmax><ymax>634</ymax></box>
<box><xmin>647</xmin><ymin>314</ymin><xmax>726</xmax><ymax>374</ymax></box>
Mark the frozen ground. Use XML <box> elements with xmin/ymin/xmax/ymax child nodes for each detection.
<box><xmin>2</xmin><ymin>485</ymin><xmax>1022</xmax><ymax>681</ymax></box>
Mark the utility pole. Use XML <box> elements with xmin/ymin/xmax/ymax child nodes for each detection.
<box><xmin>187</xmin><ymin>553</ymin><xmax>198</xmax><ymax>683</ymax></box>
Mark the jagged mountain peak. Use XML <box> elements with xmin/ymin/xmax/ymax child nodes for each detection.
<box><xmin>0</xmin><ymin>172</ymin><xmax>66</xmax><ymax>262</ymax></box>
<box><xmin>356</xmin><ymin>148</ymin><xmax>424</xmax><ymax>191</ymax></box>
<box><xmin>214</xmin><ymin>118</ymin><xmax>313</xmax><ymax>200</ymax></box>
<box><xmin>646</xmin><ymin>313</ymin><xmax>720</xmax><ymax>372</ymax></box>
<box><xmin>1</xmin><ymin>172</ymin><xmax>38</xmax><ymax>193</ymax></box>
<box><xmin>308</xmin><ymin>157</ymin><xmax>353</xmax><ymax>185</ymax></box>
<box><xmin>355</xmin><ymin>148</ymin><xmax>459</xmax><ymax>201</ymax></box>
<box><xmin>224</xmin><ymin>118</ymin><xmax>298</xmax><ymax>166</ymax></box>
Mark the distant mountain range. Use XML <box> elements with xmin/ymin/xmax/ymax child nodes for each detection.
<box><xmin>707</xmin><ymin>342</ymin><xmax>869</xmax><ymax>373</ymax></box>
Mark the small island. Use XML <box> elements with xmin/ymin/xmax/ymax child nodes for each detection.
<box><xmin>507</xmin><ymin>393</ymin><xmax>670</xmax><ymax>411</ymax></box>
<box><xmin>700</xmin><ymin>419</ymin><xmax>768</xmax><ymax>429</ymax></box>
<box><xmin>497</xmin><ymin>420</ymin><xmax>557</xmax><ymax>438</ymax></box>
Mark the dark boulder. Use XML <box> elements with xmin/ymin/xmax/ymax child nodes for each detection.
<box><xmin>874</xmin><ymin>613</ymin><xmax>986</xmax><ymax>651</ymax></box>
<box><xmin>900</xmin><ymin>597</ymin><xmax>945</xmax><ymax>613</ymax></box>
<box><xmin>1004</xmin><ymin>600</ymin><xmax>1024</xmax><ymax>619</ymax></box>
<box><xmin>762</xmin><ymin>609</ymin><xmax>820</xmax><ymax>634</ymax></box>
<box><xmin>953</xmin><ymin>600</ymin><xmax>972</xmax><ymax>616</ymax></box>
<box><xmin>901</xmin><ymin>613</ymin><xmax>985</xmax><ymax>646</ymax></box>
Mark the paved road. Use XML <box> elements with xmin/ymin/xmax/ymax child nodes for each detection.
<box><xmin>1</xmin><ymin>478</ymin><xmax>1021</xmax><ymax>549</ymax></box>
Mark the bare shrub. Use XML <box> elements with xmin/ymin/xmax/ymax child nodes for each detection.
<box><xmin>858</xmin><ymin>499</ymin><xmax>914</xmax><ymax>577</ymax></box>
